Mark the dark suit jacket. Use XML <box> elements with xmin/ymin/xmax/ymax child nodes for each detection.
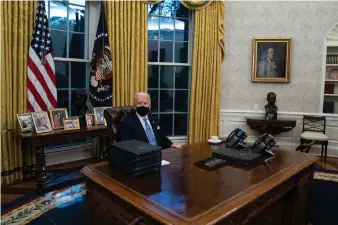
<box><xmin>119</xmin><ymin>114</ymin><xmax>173</xmax><ymax>149</ymax></box>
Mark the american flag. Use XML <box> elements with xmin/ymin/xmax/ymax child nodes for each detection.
<box><xmin>27</xmin><ymin>0</ymin><xmax>57</xmax><ymax>112</ymax></box>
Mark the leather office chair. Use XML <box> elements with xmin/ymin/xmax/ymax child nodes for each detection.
<box><xmin>103</xmin><ymin>106</ymin><xmax>136</xmax><ymax>143</ymax></box>
<box><xmin>300</xmin><ymin>115</ymin><xmax>329</xmax><ymax>162</ymax></box>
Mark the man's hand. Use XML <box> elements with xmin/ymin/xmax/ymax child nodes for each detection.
<box><xmin>171</xmin><ymin>143</ymin><xmax>182</xmax><ymax>148</ymax></box>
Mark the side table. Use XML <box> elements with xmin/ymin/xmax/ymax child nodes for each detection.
<box><xmin>12</xmin><ymin>126</ymin><xmax>108</xmax><ymax>193</ymax></box>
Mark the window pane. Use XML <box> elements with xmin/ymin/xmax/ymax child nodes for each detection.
<box><xmin>160</xmin><ymin>66</ymin><xmax>174</xmax><ymax>89</ymax></box>
<box><xmin>160</xmin><ymin>114</ymin><xmax>173</xmax><ymax>136</ymax></box>
<box><xmin>49</xmin><ymin>1</ymin><xmax>67</xmax><ymax>31</ymax></box>
<box><xmin>69</xmin><ymin>5</ymin><xmax>85</xmax><ymax>33</ymax></box>
<box><xmin>71</xmin><ymin>90</ymin><xmax>87</xmax><ymax>116</ymax></box>
<box><xmin>149</xmin><ymin>90</ymin><xmax>158</xmax><ymax>113</ymax></box>
<box><xmin>175</xmin><ymin>42</ymin><xmax>188</xmax><ymax>63</ymax></box>
<box><xmin>160</xmin><ymin>90</ymin><xmax>173</xmax><ymax>112</ymax></box>
<box><xmin>148</xmin><ymin>40</ymin><xmax>159</xmax><ymax>62</ymax></box>
<box><xmin>55</xmin><ymin>61</ymin><xmax>69</xmax><ymax>88</ymax></box>
<box><xmin>160</xmin><ymin>18</ymin><xmax>174</xmax><ymax>41</ymax></box>
<box><xmin>160</xmin><ymin>1</ymin><xmax>175</xmax><ymax>17</ymax></box>
<box><xmin>175</xmin><ymin>19</ymin><xmax>189</xmax><ymax>42</ymax></box>
<box><xmin>175</xmin><ymin>91</ymin><xmax>188</xmax><ymax>113</ymax></box>
<box><xmin>148</xmin><ymin>65</ymin><xmax>159</xmax><ymax>88</ymax></box>
<box><xmin>160</xmin><ymin>41</ymin><xmax>173</xmax><ymax>62</ymax></box>
<box><xmin>69</xmin><ymin>33</ymin><xmax>85</xmax><ymax>59</ymax></box>
<box><xmin>51</xmin><ymin>30</ymin><xmax>67</xmax><ymax>58</ymax></box>
<box><xmin>148</xmin><ymin>4</ymin><xmax>160</xmax><ymax>16</ymax></box>
<box><xmin>148</xmin><ymin>16</ymin><xmax>159</xmax><ymax>40</ymax></box>
<box><xmin>69</xmin><ymin>0</ymin><xmax>85</xmax><ymax>6</ymax></box>
<box><xmin>174</xmin><ymin>114</ymin><xmax>188</xmax><ymax>136</ymax></box>
<box><xmin>151</xmin><ymin>113</ymin><xmax>159</xmax><ymax>119</ymax></box>
<box><xmin>175</xmin><ymin>66</ymin><xmax>189</xmax><ymax>89</ymax></box>
<box><xmin>71</xmin><ymin>62</ymin><xmax>87</xmax><ymax>88</ymax></box>
<box><xmin>57</xmin><ymin>90</ymin><xmax>69</xmax><ymax>111</ymax></box>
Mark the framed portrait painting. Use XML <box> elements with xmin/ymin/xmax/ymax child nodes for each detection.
<box><xmin>251</xmin><ymin>38</ymin><xmax>291</xmax><ymax>83</ymax></box>
<box><xmin>49</xmin><ymin>108</ymin><xmax>68</xmax><ymax>129</ymax></box>
<box><xmin>17</xmin><ymin>113</ymin><xmax>34</xmax><ymax>132</ymax></box>
<box><xmin>31</xmin><ymin>111</ymin><xmax>53</xmax><ymax>134</ymax></box>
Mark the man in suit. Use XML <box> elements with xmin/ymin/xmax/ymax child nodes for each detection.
<box><xmin>257</xmin><ymin>47</ymin><xmax>280</xmax><ymax>77</ymax></box>
<box><xmin>120</xmin><ymin>92</ymin><xmax>181</xmax><ymax>149</ymax></box>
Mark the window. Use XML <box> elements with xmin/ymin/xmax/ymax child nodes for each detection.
<box><xmin>147</xmin><ymin>0</ymin><xmax>192</xmax><ymax>137</ymax></box>
<box><xmin>46</xmin><ymin>0</ymin><xmax>90</xmax><ymax>116</ymax></box>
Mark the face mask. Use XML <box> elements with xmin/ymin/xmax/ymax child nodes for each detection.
<box><xmin>136</xmin><ymin>106</ymin><xmax>149</xmax><ymax>117</ymax></box>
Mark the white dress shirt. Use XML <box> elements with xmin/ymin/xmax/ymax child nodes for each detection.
<box><xmin>136</xmin><ymin>112</ymin><xmax>155</xmax><ymax>137</ymax></box>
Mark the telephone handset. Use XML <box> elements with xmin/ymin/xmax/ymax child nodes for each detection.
<box><xmin>225</xmin><ymin>128</ymin><xmax>247</xmax><ymax>149</ymax></box>
<box><xmin>251</xmin><ymin>133</ymin><xmax>276</xmax><ymax>155</ymax></box>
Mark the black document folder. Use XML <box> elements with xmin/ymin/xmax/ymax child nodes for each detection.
<box><xmin>109</xmin><ymin>139</ymin><xmax>162</xmax><ymax>176</ymax></box>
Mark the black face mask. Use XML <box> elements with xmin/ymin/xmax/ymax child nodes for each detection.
<box><xmin>136</xmin><ymin>106</ymin><xmax>149</xmax><ymax>117</ymax></box>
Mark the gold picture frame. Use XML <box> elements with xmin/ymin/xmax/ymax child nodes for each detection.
<box><xmin>93</xmin><ymin>107</ymin><xmax>108</xmax><ymax>126</ymax></box>
<box><xmin>85</xmin><ymin>114</ymin><xmax>97</xmax><ymax>129</ymax></box>
<box><xmin>251</xmin><ymin>38</ymin><xmax>291</xmax><ymax>83</ymax></box>
<box><xmin>17</xmin><ymin>113</ymin><xmax>34</xmax><ymax>132</ymax></box>
<box><xmin>31</xmin><ymin>111</ymin><xmax>53</xmax><ymax>134</ymax></box>
<box><xmin>48</xmin><ymin>108</ymin><xmax>68</xmax><ymax>130</ymax></box>
<box><xmin>63</xmin><ymin>118</ymin><xmax>81</xmax><ymax>131</ymax></box>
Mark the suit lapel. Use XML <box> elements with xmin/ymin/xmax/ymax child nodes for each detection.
<box><xmin>132</xmin><ymin>115</ymin><xmax>148</xmax><ymax>142</ymax></box>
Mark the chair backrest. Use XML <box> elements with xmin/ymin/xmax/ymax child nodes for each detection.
<box><xmin>104</xmin><ymin>106</ymin><xmax>136</xmax><ymax>142</ymax></box>
<box><xmin>302</xmin><ymin>115</ymin><xmax>326</xmax><ymax>134</ymax></box>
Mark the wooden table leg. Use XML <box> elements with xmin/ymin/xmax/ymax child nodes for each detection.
<box><xmin>21</xmin><ymin>139</ymin><xmax>27</xmax><ymax>181</ymax></box>
<box><xmin>36</xmin><ymin>146</ymin><xmax>47</xmax><ymax>194</ymax></box>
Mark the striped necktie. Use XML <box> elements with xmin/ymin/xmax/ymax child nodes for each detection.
<box><xmin>143</xmin><ymin>118</ymin><xmax>157</xmax><ymax>146</ymax></box>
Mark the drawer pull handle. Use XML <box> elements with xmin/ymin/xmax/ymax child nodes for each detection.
<box><xmin>128</xmin><ymin>216</ymin><xmax>144</xmax><ymax>225</ymax></box>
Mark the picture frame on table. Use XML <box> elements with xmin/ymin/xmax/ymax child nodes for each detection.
<box><xmin>85</xmin><ymin>114</ymin><xmax>96</xmax><ymax>128</ymax></box>
<box><xmin>252</xmin><ymin>38</ymin><xmax>291</xmax><ymax>83</ymax></box>
<box><xmin>31</xmin><ymin>111</ymin><xmax>53</xmax><ymax>134</ymax></box>
<box><xmin>93</xmin><ymin>107</ymin><xmax>108</xmax><ymax>126</ymax></box>
<box><xmin>49</xmin><ymin>108</ymin><xmax>68</xmax><ymax>130</ymax></box>
<box><xmin>17</xmin><ymin>113</ymin><xmax>34</xmax><ymax>132</ymax></box>
<box><xmin>64</xmin><ymin>118</ymin><xmax>81</xmax><ymax>131</ymax></box>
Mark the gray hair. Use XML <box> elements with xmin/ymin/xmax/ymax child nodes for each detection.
<box><xmin>134</xmin><ymin>92</ymin><xmax>150</xmax><ymax>103</ymax></box>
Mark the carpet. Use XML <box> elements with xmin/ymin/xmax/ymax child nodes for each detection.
<box><xmin>310</xmin><ymin>169</ymin><xmax>338</xmax><ymax>225</ymax></box>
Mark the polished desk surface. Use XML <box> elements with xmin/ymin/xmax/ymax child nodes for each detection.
<box><xmin>81</xmin><ymin>142</ymin><xmax>318</xmax><ymax>225</ymax></box>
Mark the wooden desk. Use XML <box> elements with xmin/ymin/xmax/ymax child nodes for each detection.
<box><xmin>81</xmin><ymin>142</ymin><xmax>318</xmax><ymax>225</ymax></box>
<box><xmin>246</xmin><ymin>117</ymin><xmax>297</xmax><ymax>135</ymax></box>
<box><xmin>13</xmin><ymin>126</ymin><xmax>108</xmax><ymax>192</ymax></box>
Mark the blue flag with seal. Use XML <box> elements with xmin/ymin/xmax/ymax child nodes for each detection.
<box><xmin>89</xmin><ymin>2</ymin><xmax>112</xmax><ymax>107</ymax></box>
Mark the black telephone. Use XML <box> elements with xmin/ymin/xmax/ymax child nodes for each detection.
<box><xmin>251</xmin><ymin>133</ymin><xmax>276</xmax><ymax>155</ymax></box>
<box><xmin>225</xmin><ymin>128</ymin><xmax>247</xmax><ymax>149</ymax></box>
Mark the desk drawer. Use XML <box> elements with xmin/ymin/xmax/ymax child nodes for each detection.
<box><xmin>86</xmin><ymin>180</ymin><xmax>159</xmax><ymax>225</ymax></box>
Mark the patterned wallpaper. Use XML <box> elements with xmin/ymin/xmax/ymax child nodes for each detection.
<box><xmin>221</xmin><ymin>1</ymin><xmax>338</xmax><ymax>112</ymax></box>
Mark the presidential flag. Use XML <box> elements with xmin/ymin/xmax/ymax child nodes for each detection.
<box><xmin>27</xmin><ymin>0</ymin><xmax>57</xmax><ymax>112</ymax></box>
<box><xmin>89</xmin><ymin>2</ymin><xmax>112</xmax><ymax>107</ymax></box>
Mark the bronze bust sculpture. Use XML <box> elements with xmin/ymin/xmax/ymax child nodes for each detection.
<box><xmin>265</xmin><ymin>92</ymin><xmax>278</xmax><ymax>120</ymax></box>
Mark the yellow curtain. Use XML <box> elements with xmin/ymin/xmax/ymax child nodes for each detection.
<box><xmin>188</xmin><ymin>1</ymin><xmax>225</xmax><ymax>143</ymax></box>
<box><xmin>105</xmin><ymin>1</ymin><xmax>148</xmax><ymax>106</ymax></box>
<box><xmin>1</xmin><ymin>1</ymin><xmax>37</xmax><ymax>184</ymax></box>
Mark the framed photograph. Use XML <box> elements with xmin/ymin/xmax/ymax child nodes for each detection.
<box><xmin>64</xmin><ymin>118</ymin><xmax>80</xmax><ymax>131</ymax></box>
<box><xmin>85</xmin><ymin>114</ymin><xmax>96</xmax><ymax>128</ymax></box>
<box><xmin>49</xmin><ymin>108</ymin><xmax>68</xmax><ymax>129</ymax></box>
<box><xmin>94</xmin><ymin>107</ymin><xmax>108</xmax><ymax>126</ymax></box>
<box><xmin>251</xmin><ymin>38</ymin><xmax>291</xmax><ymax>83</ymax></box>
<box><xmin>31</xmin><ymin>111</ymin><xmax>53</xmax><ymax>134</ymax></box>
<box><xmin>17</xmin><ymin>113</ymin><xmax>34</xmax><ymax>132</ymax></box>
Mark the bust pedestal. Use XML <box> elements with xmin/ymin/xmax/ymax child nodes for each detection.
<box><xmin>246</xmin><ymin>117</ymin><xmax>296</xmax><ymax>135</ymax></box>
